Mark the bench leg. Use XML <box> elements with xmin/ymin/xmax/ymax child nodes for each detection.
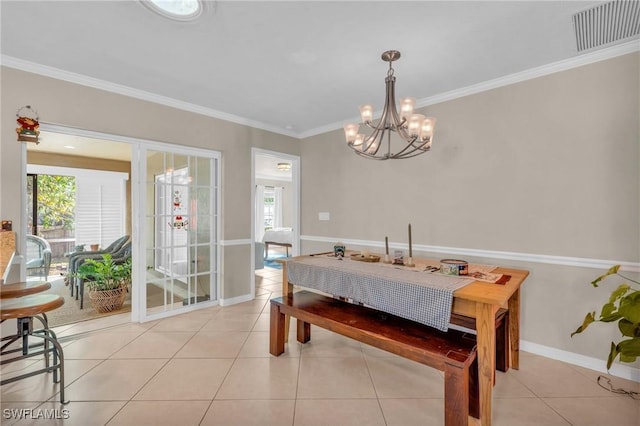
<box><xmin>508</xmin><ymin>289</ymin><xmax>520</xmax><ymax>370</ymax></box>
<box><xmin>269</xmin><ymin>302</ymin><xmax>286</xmax><ymax>356</ymax></box>
<box><xmin>443</xmin><ymin>360</ymin><xmax>470</xmax><ymax>426</ymax></box>
<box><xmin>297</xmin><ymin>319</ymin><xmax>310</xmax><ymax>343</ymax></box>
<box><xmin>496</xmin><ymin>312</ymin><xmax>509</xmax><ymax>373</ymax></box>
<box><xmin>469</xmin><ymin>356</ymin><xmax>480</xmax><ymax>419</ymax></box>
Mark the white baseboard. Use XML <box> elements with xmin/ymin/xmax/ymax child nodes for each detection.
<box><xmin>220</xmin><ymin>292</ymin><xmax>254</xmax><ymax>307</ymax></box>
<box><xmin>521</xmin><ymin>340</ymin><xmax>640</xmax><ymax>383</ymax></box>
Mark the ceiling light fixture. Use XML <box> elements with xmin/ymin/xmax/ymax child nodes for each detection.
<box><xmin>142</xmin><ymin>0</ymin><xmax>203</xmax><ymax>21</ymax></box>
<box><xmin>277</xmin><ymin>162</ymin><xmax>291</xmax><ymax>171</ymax></box>
<box><xmin>344</xmin><ymin>50</ymin><xmax>436</xmax><ymax>160</ymax></box>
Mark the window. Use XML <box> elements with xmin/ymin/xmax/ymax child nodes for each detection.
<box><xmin>263</xmin><ymin>188</ymin><xmax>275</xmax><ymax>231</ymax></box>
<box><xmin>27</xmin><ymin>165</ymin><xmax>128</xmax><ymax>250</ymax></box>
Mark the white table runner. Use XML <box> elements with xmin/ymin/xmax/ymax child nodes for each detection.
<box><xmin>286</xmin><ymin>256</ymin><xmax>475</xmax><ymax>331</ymax></box>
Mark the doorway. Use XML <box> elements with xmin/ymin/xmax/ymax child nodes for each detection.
<box><xmin>140</xmin><ymin>146</ymin><xmax>221</xmax><ymax>321</ymax></box>
<box><xmin>24</xmin><ymin>130</ymin><xmax>132</xmax><ymax>327</ymax></box>
<box><xmin>251</xmin><ymin>149</ymin><xmax>300</xmax><ymax>296</ymax></box>
<box><xmin>22</xmin><ymin>125</ymin><xmax>221</xmax><ymax>326</ymax></box>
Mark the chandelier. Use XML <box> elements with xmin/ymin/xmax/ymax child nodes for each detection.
<box><xmin>344</xmin><ymin>50</ymin><xmax>436</xmax><ymax>160</ymax></box>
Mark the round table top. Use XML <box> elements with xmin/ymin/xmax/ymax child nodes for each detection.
<box><xmin>0</xmin><ymin>281</ymin><xmax>51</xmax><ymax>299</ymax></box>
<box><xmin>0</xmin><ymin>293</ymin><xmax>64</xmax><ymax>320</ymax></box>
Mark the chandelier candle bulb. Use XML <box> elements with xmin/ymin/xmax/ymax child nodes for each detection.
<box><xmin>400</xmin><ymin>97</ymin><xmax>416</xmax><ymax>120</ymax></box>
<box><xmin>408</xmin><ymin>114</ymin><xmax>426</xmax><ymax>137</ymax></box>
<box><xmin>343</xmin><ymin>124</ymin><xmax>359</xmax><ymax>143</ymax></box>
<box><xmin>420</xmin><ymin>117</ymin><xmax>436</xmax><ymax>142</ymax></box>
<box><xmin>359</xmin><ymin>105</ymin><xmax>374</xmax><ymax>123</ymax></box>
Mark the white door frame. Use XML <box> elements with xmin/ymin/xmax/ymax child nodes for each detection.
<box><xmin>28</xmin><ymin>123</ymin><xmax>222</xmax><ymax>323</ymax></box>
<box><xmin>136</xmin><ymin>141</ymin><xmax>221</xmax><ymax>322</ymax></box>
<box><xmin>250</xmin><ymin>148</ymin><xmax>300</xmax><ymax>295</ymax></box>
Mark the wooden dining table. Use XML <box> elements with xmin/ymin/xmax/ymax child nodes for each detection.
<box><xmin>279</xmin><ymin>254</ymin><xmax>529</xmax><ymax>426</ymax></box>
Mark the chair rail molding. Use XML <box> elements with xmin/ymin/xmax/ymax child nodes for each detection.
<box><xmin>300</xmin><ymin>235</ymin><xmax>640</xmax><ymax>272</ymax></box>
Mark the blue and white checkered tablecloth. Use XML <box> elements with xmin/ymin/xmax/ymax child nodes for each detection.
<box><xmin>286</xmin><ymin>256</ymin><xmax>474</xmax><ymax>331</ymax></box>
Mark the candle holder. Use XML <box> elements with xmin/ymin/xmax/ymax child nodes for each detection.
<box><xmin>383</xmin><ymin>254</ymin><xmax>391</xmax><ymax>264</ymax></box>
<box><xmin>405</xmin><ymin>257</ymin><xmax>415</xmax><ymax>267</ymax></box>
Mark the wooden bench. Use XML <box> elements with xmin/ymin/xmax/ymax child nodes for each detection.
<box><xmin>452</xmin><ymin>309</ymin><xmax>509</xmax><ymax>374</ymax></box>
<box><xmin>270</xmin><ymin>290</ymin><xmax>479</xmax><ymax>426</ymax></box>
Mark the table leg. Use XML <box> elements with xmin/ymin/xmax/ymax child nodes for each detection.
<box><xmin>282</xmin><ymin>263</ymin><xmax>291</xmax><ymax>343</ymax></box>
<box><xmin>269</xmin><ymin>303</ymin><xmax>285</xmax><ymax>356</ymax></box>
<box><xmin>476</xmin><ymin>302</ymin><xmax>498</xmax><ymax>426</ymax></box>
<box><xmin>507</xmin><ymin>288</ymin><xmax>520</xmax><ymax>370</ymax></box>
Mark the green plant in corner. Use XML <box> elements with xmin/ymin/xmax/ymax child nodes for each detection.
<box><xmin>74</xmin><ymin>254</ymin><xmax>132</xmax><ymax>292</ymax></box>
<box><xmin>571</xmin><ymin>265</ymin><xmax>640</xmax><ymax>370</ymax></box>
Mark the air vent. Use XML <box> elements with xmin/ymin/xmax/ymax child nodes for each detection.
<box><xmin>573</xmin><ymin>0</ymin><xmax>640</xmax><ymax>51</ymax></box>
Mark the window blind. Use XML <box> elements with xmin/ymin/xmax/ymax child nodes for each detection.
<box><xmin>75</xmin><ymin>175</ymin><xmax>127</xmax><ymax>249</ymax></box>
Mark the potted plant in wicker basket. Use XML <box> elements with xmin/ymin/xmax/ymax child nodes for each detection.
<box><xmin>74</xmin><ymin>254</ymin><xmax>131</xmax><ymax>313</ymax></box>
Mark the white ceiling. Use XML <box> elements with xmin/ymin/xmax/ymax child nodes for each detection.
<box><xmin>255</xmin><ymin>154</ymin><xmax>293</xmax><ymax>182</ymax></box>
<box><xmin>28</xmin><ymin>131</ymin><xmax>132</xmax><ymax>162</ymax></box>
<box><xmin>2</xmin><ymin>1</ymin><xmax>638</xmax><ymax>141</ymax></box>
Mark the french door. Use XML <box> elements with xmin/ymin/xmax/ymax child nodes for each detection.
<box><xmin>138</xmin><ymin>145</ymin><xmax>220</xmax><ymax>321</ymax></box>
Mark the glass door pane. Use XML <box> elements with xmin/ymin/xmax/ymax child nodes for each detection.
<box><xmin>143</xmin><ymin>149</ymin><xmax>218</xmax><ymax>318</ymax></box>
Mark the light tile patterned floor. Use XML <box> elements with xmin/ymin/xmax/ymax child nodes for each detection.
<box><xmin>1</xmin><ymin>266</ymin><xmax>639</xmax><ymax>425</ymax></box>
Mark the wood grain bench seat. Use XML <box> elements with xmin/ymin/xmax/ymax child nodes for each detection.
<box><xmin>270</xmin><ymin>290</ymin><xmax>479</xmax><ymax>425</ymax></box>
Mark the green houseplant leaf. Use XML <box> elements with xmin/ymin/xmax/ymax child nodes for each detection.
<box><xmin>73</xmin><ymin>254</ymin><xmax>131</xmax><ymax>291</ymax></box>
<box><xmin>572</xmin><ymin>265</ymin><xmax>640</xmax><ymax>371</ymax></box>
<box><xmin>591</xmin><ymin>265</ymin><xmax>620</xmax><ymax>287</ymax></box>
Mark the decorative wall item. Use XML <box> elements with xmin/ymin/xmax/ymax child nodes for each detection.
<box><xmin>16</xmin><ymin>105</ymin><xmax>40</xmax><ymax>143</ymax></box>
<box><xmin>169</xmin><ymin>189</ymin><xmax>189</xmax><ymax>229</ymax></box>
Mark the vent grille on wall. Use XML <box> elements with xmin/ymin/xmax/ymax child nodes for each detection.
<box><xmin>573</xmin><ymin>0</ymin><xmax>640</xmax><ymax>51</ymax></box>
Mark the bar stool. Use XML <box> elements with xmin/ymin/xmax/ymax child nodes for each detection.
<box><xmin>1</xmin><ymin>288</ymin><xmax>69</xmax><ymax>404</ymax></box>
<box><xmin>1</xmin><ymin>281</ymin><xmax>52</xmax><ymax>354</ymax></box>
<box><xmin>0</xmin><ymin>281</ymin><xmax>51</xmax><ymax>299</ymax></box>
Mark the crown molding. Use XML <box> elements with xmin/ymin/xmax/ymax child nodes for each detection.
<box><xmin>3</xmin><ymin>38</ymin><xmax>638</xmax><ymax>141</ymax></box>
<box><xmin>298</xmin><ymin>39</ymin><xmax>640</xmax><ymax>139</ymax></box>
<box><xmin>0</xmin><ymin>55</ymin><xmax>298</xmax><ymax>139</ymax></box>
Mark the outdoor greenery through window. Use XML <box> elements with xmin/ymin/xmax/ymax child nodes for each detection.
<box><xmin>27</xmin><ymin>174</ymin><xmax>76</xmax><ymax>235</ymax></box>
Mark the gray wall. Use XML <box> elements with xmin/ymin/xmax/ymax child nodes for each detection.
<box><xmin>1</xmin><ymin>67</ymin><xmax>300</xmax><ymax>300</ymax></box>
<box><xmin>299</xmin><ymin>52</ymin><xmax>639</xmax><ymax>368</ymax></box>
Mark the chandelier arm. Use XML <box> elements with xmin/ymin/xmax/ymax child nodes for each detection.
<box><xmin>394</xmin><ymin>148</ymin><xmax>432</xmax><ymax>159</ymax></box>
<box><xmin>352</xmin><ymin>148</ymin><xmax>389</xmax><ymax>160</ymax></box>
<box><xmin>391</xmin><ymin>134</ymin><xmax>433</xmax><ymax>157</ymax></box>
<box><xmin>363</xmin><ymin>77</ymin><xmax>395</xmax><ymax>156</ymax></box>
<box><xmin>385</xmin><ymin>74</ymin><xmax>411</xmax><ymax>142</ymax></box>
